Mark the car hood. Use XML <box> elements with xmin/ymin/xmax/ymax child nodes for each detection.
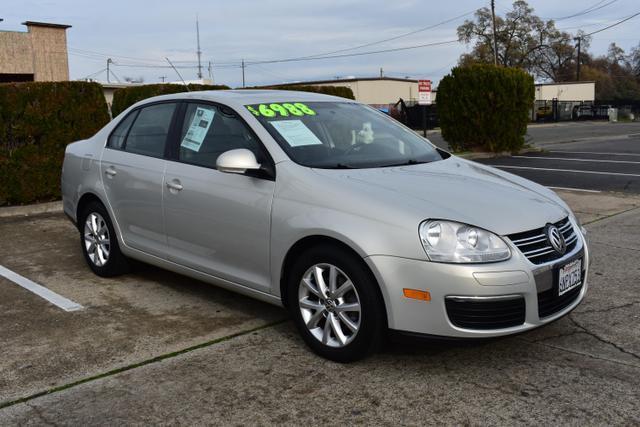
<box><xmin>311</xmin><ymin>156</ymin><xmax>569</xmax><ymax>236</ymax></box>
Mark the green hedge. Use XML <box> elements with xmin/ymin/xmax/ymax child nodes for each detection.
<box><xmin>0</xmin><ymin>81</ymin><xmax>110</xmax><ymax>206</ymax></box>
<box><xmin>111</xmin><ymin>83</ymin><xmax>229</xmax><ymax>117</ymax></box>
<box><xmin>254</xmin><ymin>85</ymin><xmax>355</xmax><ymax>100</ymax></box>
<box><xmin>437</xmin><ymin>65</ymin><xmax>534</xmax><ymax>153</ymax></box>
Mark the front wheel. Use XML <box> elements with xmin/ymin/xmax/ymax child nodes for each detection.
<box><xmin>287</xmin><ymin>245</ymin><xmax>385</xmax><ymax>362</ymax></box>
<box><xmin>79</xmin><ymin>201</ymin><xmax>129</xmax><ymax>277</ymax></box>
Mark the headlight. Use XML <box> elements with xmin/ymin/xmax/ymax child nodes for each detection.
<box><xmin>419</xmin><ymin>220</ymin><xmax>511</xmax><ymax>263</ymax></box>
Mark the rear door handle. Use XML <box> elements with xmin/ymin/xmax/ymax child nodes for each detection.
<box><xmin>104</xmin><ymin>167</ymin><xmax>117</xmax><ymax>177</ymax></box>
<box><xmin>166</xmin><ymin>180</ymin><xmax>183</xmax><ymax>191</ymax></box>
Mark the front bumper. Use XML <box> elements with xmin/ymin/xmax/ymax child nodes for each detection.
<box><xmin>365</xmin><ymin>229</ymin><xmax>589</xmax><ymax>338</ymax></box>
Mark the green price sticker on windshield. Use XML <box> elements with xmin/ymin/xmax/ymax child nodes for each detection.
<box><xmin>246</xmin><ymin>102</ymin><xmax>316</xmax><ymax>117</ymax></box>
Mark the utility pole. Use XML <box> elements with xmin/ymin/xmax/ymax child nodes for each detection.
<box><xmin>242</xmin><ymin>59</ymin><xmax>246</xmax><ymax>88</ymax></box>
<box><xmin>196</xmin><ymin>15</ymin><xmax>203</xmax><ymax>79</ymax></box>
<box><xmin>159</xmin><ymin>76</ymin><xmax>166</xmax><ymax>83</ymax></box>
<box><xmin>574</xmin><ymin>36</ymin><xmax>582</xmax><ymax>81</ymax></box>
<box><xmin>380</xmin><ymin>67</ymin><xmax>383</xmax><ymax>78</ymax></box>
<box><xmin>490</xmin><ymin>0</ymin><xmax>499</xmax><ymax>66</ymax></box>
<box><xmin>106</xmin><ymin>58</ymin><xmax>112</xmax><ymax>83</ymax></box>
<box><xmin>208</xmin><ymin>61</ymin><xmax>213</xmax><ymax>82</ymax></box>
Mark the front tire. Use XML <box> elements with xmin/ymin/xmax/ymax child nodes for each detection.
<box><xmin>287</xmin><ymin>245</ymin><xmax>385</xmax><ymax>362</ymax></box>
<box><xmin>79</xmin><ymin>201</ymin><xmax>129</xmax><ymax>277</ymax></box>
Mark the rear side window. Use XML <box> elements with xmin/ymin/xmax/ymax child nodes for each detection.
<box><xmin>178</xmin><ymin>103</ymin><xmax>265</xmax><ymax>169</ymax></box>
<box><xmin>107</xmin><ymin>111</ymin><xmax>137</xmax><ymax>150</ymax></box>
<box><xmin>124</xmin><ymin>103</ymin><xmax>177</xmax><ymax>158</ymax></box>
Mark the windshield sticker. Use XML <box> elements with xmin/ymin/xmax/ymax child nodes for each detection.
<box><xmin>270</xmin><ymin>120</ymin><xmax>323</xmax><ymax>147</ymax></box>
<box><xmin>180</xmin><ymin>107</ymin><xmax>215</xmax><ymax>152</ymax></box>
<box><xmin>246</xmin><ymin>103</ymin><xmax>316</xmax><ymax>117</ymax></box>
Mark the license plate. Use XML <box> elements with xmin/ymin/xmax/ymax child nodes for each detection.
<box><xmin>558</xmin><ymin>258</ymin><xmax>582</xmax><ymax>296</ymax></box>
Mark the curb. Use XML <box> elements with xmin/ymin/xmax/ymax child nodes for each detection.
<box><xmin>0</xmin><ymin>201</ymin><xmax>63</xmax><ymax>218</ymax></box>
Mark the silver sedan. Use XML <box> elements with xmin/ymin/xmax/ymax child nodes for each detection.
<box><xmin>61</xmin><ymin>90</ymin><xmax>589</xmax><ymax>361</ymax></box>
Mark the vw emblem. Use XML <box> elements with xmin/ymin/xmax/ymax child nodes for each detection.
<box><xmin>546</xmin><ymin>224</ymin><xmax>566</xmax><ymax>254</ymax></box>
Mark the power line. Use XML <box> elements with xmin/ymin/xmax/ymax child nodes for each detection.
<box><xmin>246</xmin><ymin>39</ymin><xmax>459</xmax><ymax>66</ymax></box>
<box><xmin>285</xmin><ymin>9</ymin><xmax>475</xmax><ymax>61</ymax></box>
<box><xmin>551</xmin><ymin>0</ymin><xmax>618</xmax><ymax>21</ymax></box>
<box><xmin>584</xmin><ymin>10</ymin><xmax>640</xmax><ymax>36</ymax></box>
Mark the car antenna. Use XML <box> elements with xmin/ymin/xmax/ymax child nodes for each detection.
<box><xmin>165</xmin><ymin>57</ymin><xmax>190</xmax><ymax>91</ymax></box>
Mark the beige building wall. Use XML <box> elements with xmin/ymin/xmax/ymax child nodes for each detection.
<box><xmin>0</xmin><ymin>21</ymin><xmax>70</xmax><ymax>81</ymax></box>
<box><xmin>312</xmin><ymin>79</ymin><xmax>420</xmax><ymax>104</ymax></box>
<box><xmin>535</xmin><ymin>82</ymin><xmax>595</xmax><ymax>102</ymax></box>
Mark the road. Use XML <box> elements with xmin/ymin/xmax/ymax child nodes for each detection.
<box><xmin>1</xmin><ymin>192</ymin><xmax>640</xmax><ymax>425</ymax></box>
<box><xmin>426</xmin><ymin>120</ymin><xmax>640</xmax><ymax>151</ymax></box>
<box><xmin>473</xmin><ymin>124</ymin><xmax>640</xmax><ymax>194</ymax></box>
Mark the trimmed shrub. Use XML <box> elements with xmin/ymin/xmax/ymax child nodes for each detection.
<box><xmin>0</xmin><ymin>81</ymin><xmax>110</xmax><ymax>206</ymax></box>
<box><xmin>437</xmin><ymin>65</ymin><xmax>534</xmax><ymax>153</ymax></box>
<box><xmin>111</xmin><ymin>83</ymin><xmax>229</xmax><ymax>117</ymax></box>
<box><xmin>254</xmin><ymin>85</ymin><xmax>355</xmax><ymax>100</ymax></box>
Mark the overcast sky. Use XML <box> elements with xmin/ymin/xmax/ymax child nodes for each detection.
<box><xmin>2</xmin><ymin>0</ymin><xmax>639</xmax><ymax>87</ymax></box>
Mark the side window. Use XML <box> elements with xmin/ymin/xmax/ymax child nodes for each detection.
<box><xmin>107</xmin><ymin>111</ymin><xmax>137</xmax><ymax>149</ymax></box>
<box><xmin>178</xmin><ymin>103</ymin><xmax>264</xmax><ymax>168</ymax></box>
<box><xmin>125</xmin><ymin>103</ymin><xmax>177</xmax><ymax>157</ymax></box>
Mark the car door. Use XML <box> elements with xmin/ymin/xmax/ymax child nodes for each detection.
<box><xmin>101</xmin><ymin>101</ymin><xmax>178</xmax><ymax>258</ymax></box>
<box><xmin>162</xmin><ymin>101</ymin><xmax>275</xmax><ymax>292</ymax></box>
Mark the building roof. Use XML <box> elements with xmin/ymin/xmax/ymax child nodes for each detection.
<box><xmin>535</xmin><ymin>81</ymin><xmax>595</xmax><ymax>86</ymax></box>
<box><xmin>267</xmin><ymin>76</ymin><xmax>419</xmax><ymax>86</ymax></box>
<box><xmin>22</xmin><ymin>21</ymin><xmax>72</xmax><ymax>29</ymax></box>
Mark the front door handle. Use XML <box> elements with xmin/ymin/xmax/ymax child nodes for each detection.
<box><xmin>104</xmin><ymin>167</ymin><xmax>117</xmax><ymax>177</ymax></box>
<box><xmin>166</xmin><ymin>180</ymin><xmax>183</xmax><ymax>192</ymax></box>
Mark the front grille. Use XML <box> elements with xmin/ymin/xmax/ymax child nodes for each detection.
<box><xmin>445</xmin><ymin>296</ymin><xmax>526</xmax><ymax>330</ymax></box>
<box><xmin>508</xmin><ymin>217</ymin><xmax>578</xmax><ymax>264</ymax></box>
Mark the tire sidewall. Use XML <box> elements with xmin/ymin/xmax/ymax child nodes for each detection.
<box><xmin>287</xmin><ymin>245</ymin><xmax>385</xmax><ymax>362</ymax></box>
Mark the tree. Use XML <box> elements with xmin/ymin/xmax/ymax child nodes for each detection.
<box><xmin>457</xmin><ymin>0</ymin><xmax>585</xmax><ymax>82</ymax></box>
<box><xmin>437</xmin><ymin>65</ymin><xmax>534</xmax><ymax>153</ymax></box>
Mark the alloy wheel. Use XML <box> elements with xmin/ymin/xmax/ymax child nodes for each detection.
<box><xmin>83</xmin><ymin>212</ymin><xmax>111</xmax><ymax>267</ymax></box>
<box><xmin>298</xmin><ymin>263</ymin><xmax>362</xmax><ymax>348</ymax></box>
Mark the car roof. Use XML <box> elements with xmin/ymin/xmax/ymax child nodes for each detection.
<box><xmin>137</xmin><ymin>89</ymin><xmax>356</xmax><ymax>108</ymax></box>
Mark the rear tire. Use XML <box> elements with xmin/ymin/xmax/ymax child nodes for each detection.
<box><xmin>287</xmin><ymin>244</ymin><xmax>385</xmax><ymax>362</ymax></box>
<box><xmin>79</xmin><ymin>201</ymin><xmax>129</xmax><ymax>277</ymax></box>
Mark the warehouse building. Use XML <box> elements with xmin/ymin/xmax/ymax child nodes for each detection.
<box><xmin>0</xmin><ymin>21</ymin><xmax>71</xmax><ymax>82</ymax></box>
<box><xmin>267</xmin><ymin>76</ymin><xmax>421</xmax><ymax>106</ymax></box>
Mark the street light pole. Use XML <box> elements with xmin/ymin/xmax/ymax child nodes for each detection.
<box><xmin>574</xmin><ymin>36</ymin><xmax>582</xmax><ymax>81</ymax></box>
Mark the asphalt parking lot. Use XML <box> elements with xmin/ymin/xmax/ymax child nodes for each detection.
<box><xmin>476</xmin><ymin>133</ymin><xmax>640</xmax><ymax>194</ymax></box>
<box><xmin>1</xmin><ymin>192</ymin><xmax>640</xmax><ymax>424</ymax></box>
<box><xmin>2</xmin><ymin>124</ymin><xmax>640</xmax><ymax>424</ymax></box>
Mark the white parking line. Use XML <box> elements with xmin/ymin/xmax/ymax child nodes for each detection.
<box><xmin>0</xmin><ymin>265</ymin><xmax>84</xmax><ymax>312</ymax></box>
<box><xmin>512</xmin><ymin>156</ymin><xmax>640</xmax><ymax>165</ymax></box>
<box><xmin>488</xmin><ymin>165</ymin><xmax>640</xmax><ymax>177</ymax></box>
<box><xmin>547</xmin><ymin>186</ymin><xmax>601</xmax><ymax>193</ymax></box>
<box><xmin>548</xmin><ymin>150</ymin><xmax>640</xmax><ymax>157</ymax></box>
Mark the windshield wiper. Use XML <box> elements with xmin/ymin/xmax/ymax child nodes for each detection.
<box><xmin>334</xmin><ymin>163</ymin><xmax>356</xmax><ymax>169</ymax></box>
<box><xmin>384</xmin><ymin>159</ymin><xmax>426</xmax><ymax>167</ymax></box>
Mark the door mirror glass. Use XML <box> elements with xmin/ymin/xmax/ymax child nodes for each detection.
<box><xmin>216</xmin><ymin>149</ymin><xmax>261</xmax><ymax>174</ymax></box>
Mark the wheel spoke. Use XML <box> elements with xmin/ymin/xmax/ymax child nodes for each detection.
<box><xmin>301</xmin><ymin>277</ymin><xmax>320</xmax><ymax>298</ymax></box>
<box><xmin>328</xmin><ymin>265</ymin><xmax>338</xmax><ymax>293</ymax></box>
<box><xmin>86</xmin><ymin>241</ymin><xmax>96</xmax><ymax>254</ymax></box>
<box><xmin>335</xmin><ymin>302</ymin><xmax>360</xmax><ymax>313</ymax></box>
<box><xmin>333</xmin><ymin>279</ymin><xmax>353</xmax><ymax>298</ymax></box>
<box><xmin>306</xmin><ymin>307</ymin><xmax>325</xmax><ymax>329</ymax></box>
<box><xmin>322</xmin><ymin>316</ymin><xmax>332</xmax><ymax>344</ymax></box>
<box><xmin>313</xmin><ymin>266</ymin><xmax>329</xmax><ymax>298</ymax></box>
<box><xmin>338</xmin><ymin>312</ymin><xmax>359</xmax><ymax>333</ymax></box>
<box><xmin>91</xmin><ymin>214</ymin><xmax>99</xmax><ymax>234</ymax></box>
<box><xmin>329</xmin><ymin>313</ymin><xmax>347</xmax><ymax>345</ymax></box>
<box><xmin>299</xmin><ymin>297</ymin><xmax>323</xmax><ymax>312</ymax></box>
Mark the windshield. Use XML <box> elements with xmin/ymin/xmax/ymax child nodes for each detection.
<box><xmin>246</xmin><ymin>101</ymin><xmax>445</xmax><ymax>169</ymax></box>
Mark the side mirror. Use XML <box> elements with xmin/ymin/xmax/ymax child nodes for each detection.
<box><xmin>216</xmin><ymin>148</ymin><xmax>261</xmax><ymax>174</ymax></box>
